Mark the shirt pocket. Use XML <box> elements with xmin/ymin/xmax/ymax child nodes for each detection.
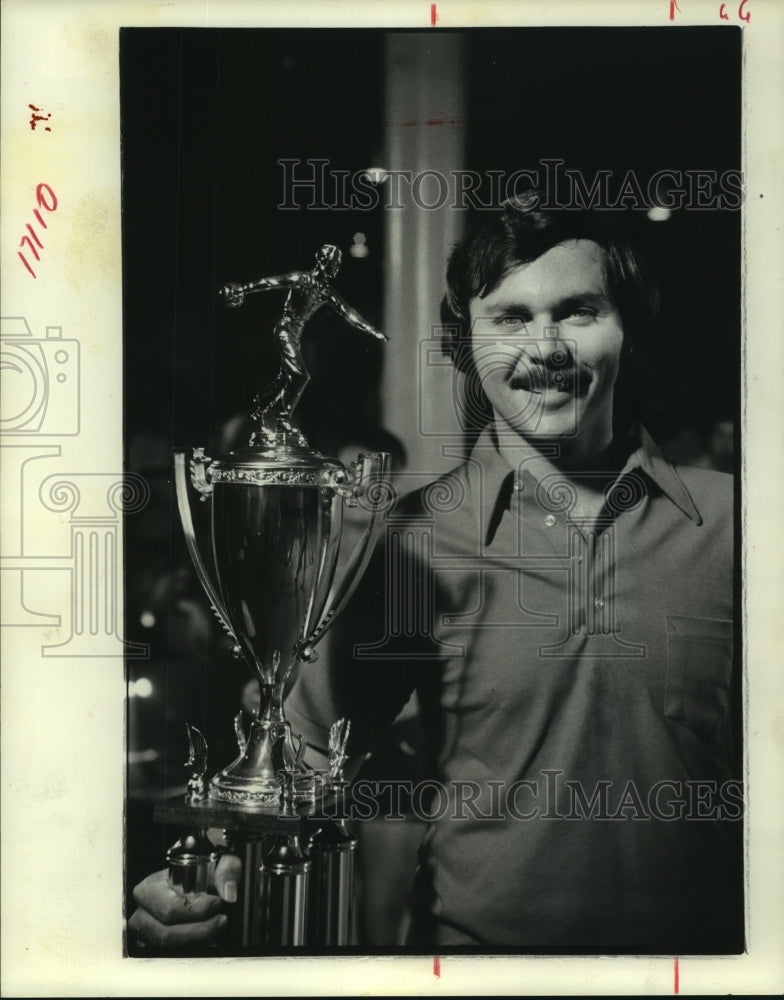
<box><xmin>664</xmin><ymin>616</ymin><xmax>733</xmax><ymax>748</ymax></box>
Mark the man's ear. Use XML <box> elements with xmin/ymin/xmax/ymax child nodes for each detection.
<box><xmin>619</xmin><ymin>337</ymin><xmax>636</xmax><ymax>368</ymax></box>
<box><xmin>454</xmin><ymin>361</ymin><xmax>494</xmax><ymax>435</ymax></box>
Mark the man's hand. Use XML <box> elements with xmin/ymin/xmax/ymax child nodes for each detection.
<box><xmin>127</xmin><ymin>853</ymin><xmax>241</xmax><ymax>949</ymax></box>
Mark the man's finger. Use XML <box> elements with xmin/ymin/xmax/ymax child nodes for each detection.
<box><xmin>132</xmin><ymin>869</ymin><xmax>225</xmax><ymax>925</ymax></box>
<box><xmin>128</xmin><ymin>905</ymin><xmax>228</xmax><ymax>949</ymax></box>
<box><xmin>214</xmin><ymin>852</ymin><xmax>242</xmax><ymax>903</ymax></box>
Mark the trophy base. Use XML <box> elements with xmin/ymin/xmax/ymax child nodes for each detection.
<box><xmin>207</xmin><ymin>717</ymin><xmax>317</xmax><ymax>811</ymax></box>
<box><xmin>208</xmin><ymin>774</ymin><xmax>317</xmax><ymax>810</ymax></box>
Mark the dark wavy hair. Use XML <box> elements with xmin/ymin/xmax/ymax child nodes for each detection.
<box><xmin>441</xmin><ymin>190</ymin><xmax>659</xmax><ymax>374</ymax></box>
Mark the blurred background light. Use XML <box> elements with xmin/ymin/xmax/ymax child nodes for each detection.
<box><xmin>647</xmin><ymin>205</ymin><xmax>672</xmax><ymax>222</ymax></box>
<box><xmin>130</xmin><ymin>677</ymin><xmax>154</xmax><ymax>698</ymax></box>
<box><xmin>350</xmin><ymin>232</ymin><xmax>369</xmax><ymax>258</ymax></box>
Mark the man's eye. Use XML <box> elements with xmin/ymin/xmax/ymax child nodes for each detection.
<box><xmin>494</xmin><ymin>315</ymin><xmax>525</xmax><ymax>328</ymax></box>
<box><xmin>567</xmin><ymin>307</ymin><xmax>598</xmax><ymax>321</ymax></box>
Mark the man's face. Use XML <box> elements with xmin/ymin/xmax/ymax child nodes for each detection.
<box><xmin>468</xmin><ymin>239</ymin><xmax>624</xmax><ymax>454</ymax></box>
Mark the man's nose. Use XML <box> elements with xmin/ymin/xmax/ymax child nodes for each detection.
<box><xmin>520</xmin><ymin>324</ymin><xmax>572</xmax><ymax>367</ymax></box>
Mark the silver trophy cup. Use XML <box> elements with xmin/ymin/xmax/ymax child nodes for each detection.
<box><xmin>174</xmin><ymin>444</ymin><xmax>389</xmax><ymax>808</ymax></box>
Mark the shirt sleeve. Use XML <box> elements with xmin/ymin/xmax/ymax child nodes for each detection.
<box><xmin>284</xmin><ymin>527</ymin><xmax>433</xmax><ymax>762</ymax></box>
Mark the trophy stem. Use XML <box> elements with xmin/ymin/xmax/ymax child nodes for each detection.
<box><xmin>258</xmin><ymin>682</ymin><xmax>285</xmax><ymax>724</ymax></box>
<box><xmin>208</xmin><ymin>677</ymin><xmax>313</xmax><ymax>808</ymax></box>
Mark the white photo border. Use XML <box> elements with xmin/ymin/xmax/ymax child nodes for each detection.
<box><xmin>1</xmin><ymin>0</ymin><xmax>782</xmax><ymax>995</ymax></box>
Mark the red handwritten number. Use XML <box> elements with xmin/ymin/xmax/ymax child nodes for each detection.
<box><xmin>720</xmin><ymin>0</ymin><xmax>751</xmax><ymax>20</ymax></box>
<box><xmin>25</xmin><ymin>223</ymin><xmax>44</xmax><ymax>248</ymax></box>
<box><xmin>669</xmin><ymin>0</ymin><xmax>681</xmax><ymax>19</ymax></box>
<box><xmin>18</xmin><ymin>183</ymin><xmax>58</xmax><ymax>278</ymax></box>
<box><xmin>18</xmin><ymin>253</ymin><xmax>37</xmax><ymax>278</ymax></box>
<box><xmin>430</xmin><ymin>3</ymin><xmax>437</xmax><ymax>26</ymax></box>
<box><xmin>674</xmin><ymin>956</ymin><xmax>680</xmax><ymax>994</ymax></box>
<box><xmin>19</xmin><ymin>235</ymin><xmax>42</xmax><ymax>261</ymax></box>
<box><xmin>36</xmin><ymin>183</ymin><xmax>58</xmax><ymax>212</ymax></box>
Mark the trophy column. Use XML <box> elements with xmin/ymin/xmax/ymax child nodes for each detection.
<box><xmin>308</xmin><ymin>781</ymin><xmax>358</xmax><ymax>946</ymax></box>
<box><xmin>258</xmin><ymin>833</ymin><xmax>312</xmax><ymax>946</ymax></box>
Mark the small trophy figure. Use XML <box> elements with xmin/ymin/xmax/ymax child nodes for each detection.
<box><xmin>184</xmin><ymin>722</ymin><xmax>209</xmax><ymax>802</ymax></box>
<box><xmin>166</xmin><ymin>725</ymin><xmax>219</xmax><ymax>896</ymax></box>
<box><xmin>220</xmin><ymin>244</ymin><xmax>388</xmax><ymax>449</ymax></box>
<box><xmin>327</xmin><ymin>717</ymin><xmax>351</xmax><ymax>789</ymax></box>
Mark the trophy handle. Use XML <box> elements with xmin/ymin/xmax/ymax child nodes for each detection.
<box><xmin>173</xmin><ymin>450</ymin><xmax>236</xmax><ymax>643</ymax></box>
<box><xmin>301</xmin><ymin>451</ymin><xmax>391</xmax><ymax>655</ymax></box>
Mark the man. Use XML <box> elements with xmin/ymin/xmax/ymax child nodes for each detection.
<box><xmin>130</xmin><ymin>192</ymin><xmax>741</xmax><ymax>952</ymax></box>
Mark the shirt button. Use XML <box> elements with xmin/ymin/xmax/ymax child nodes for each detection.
<box><xmin>594</xmin><ymin>597</ymin><xmax>605</xmax><ymax>609</ymax></box>
<box><xmin>513</xmin><ymin>477</ymin><xmax>524</xmax><ymax>492</ymax></box>
<box><xmin>545</xmin><ymin>514</ymin><xmax>556</xmax><ymax>527</ymax></box>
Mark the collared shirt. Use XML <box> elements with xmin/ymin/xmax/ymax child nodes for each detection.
<box><xmin>287</xmin><ymin>425</ymin><xmax>740</xmax><ymax>952</ymax></box>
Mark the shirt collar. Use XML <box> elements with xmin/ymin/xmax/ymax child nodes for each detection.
<box><xmin>626</xmin><ymin>425</ymin><xmax>703</xmax><ymax>525</ymax></box>
<box><xmin>465</xmin><ymin>425</ymin><xmax>516</xmax><ymax>544</ymax></box>
<box><xmin>467</xmin><ymin>423</ymin><xmax>703</xmax><ymax>545</ymax></box>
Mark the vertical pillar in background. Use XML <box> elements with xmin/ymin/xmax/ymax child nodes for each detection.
<box><xmin>382</xmin><ymin>33</ymin><xmax>466</xmax><ymax>479</ymax></box>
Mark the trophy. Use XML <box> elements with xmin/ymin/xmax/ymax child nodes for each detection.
<box><xmin>157</xmin><ymin>245</ymin><xmax>390</xmax><ymax>948</ymax></box>
<box><xmin>174</xmin><ymin>243</ymin><xmax>390</xmax><ymax>807</ymax></box>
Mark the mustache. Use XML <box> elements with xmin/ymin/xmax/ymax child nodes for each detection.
<box><xmin>508</xmin><ymin>359</ymin><xmax>592</xmax><ymax>394</ymax></box>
